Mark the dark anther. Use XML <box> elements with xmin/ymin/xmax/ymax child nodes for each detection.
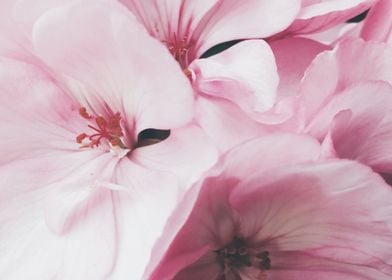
<box><xmin>136</xmin><ymin>129</ymin><xmax>170</xmax><ymax>148</ymax></box>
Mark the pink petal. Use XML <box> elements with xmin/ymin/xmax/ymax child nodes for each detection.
<box><xmin>300</xmin><ymin>37</ymin><xmax>392</xmax><ymax>122</ymax></box>
<box><xmin>131</xmin><ymin>124</ymin><xmax>218</xmax><ymax>185</ymax></box>
<box><xmin>195</xmin><ymin>95</ymin><xmax>267</xmax><ymax>153</ymax></box>
<box><xmin>110</xmin><ymin>158</ymin><xmax>183</xmax><ymax>279</ymax></box>
<box><xmin>58</xmin><ymin>189</ymin><xmax>117</xmax><ymax>280</ymax></box>
<box><xmin>268</xmin><ymin>250</ymin><xmax>392</xmax><ymax>279</ymax></box>
<box><xmin>221</xmin><ymin>133</ymin><xmax>321</xmax><ymax>180</ymax></box>
<box><xmin>43</xmin><ymin>153</ymin><xmax>119</xmax><ymax>234</ymax></box>
<box><xmin>191</xmin><ymin>40</ymin><xmax>279</xmax><ymax>115</ymax></box>
<box><xmin>32</xmin><ymin>1</ymin><xmax>194</xmax><ymax>132</ymax></box>
<box><xmin>121</xmin><ymin>0</ymin><xmax>300</xmax><ymax>58</ymax></box>
<box><xmin>283</xmin><ymin>0</ymin><xmax>374</xmax><ymax>35</ymax></box>
<box><xmin>0</xmin><ymin>157</ymin><xmax>118</xmax><ymax>280</ymax></box>
<box><xmin>0</xmin><ymin>57</ymin><xmax>83</xmax><ymax>164</ymax></box>
<box><xmin>119</xmin><ymin>0</ymin><xmax>216</xmax><ymax>41</ymax></box>
<box><xmin>270</xmin><ymin>37</ymin><xmax>330</xmax><ymax>97</ymax></box>
<box><xmin>307</xmin><ymin>81</ymin><xmax>392</xmax><ymax>174</ymax></box>
<box><xmin>302</xmin><ymin>22</ymin><xmax>361</xmax><ymax>45</ymax></box>
<box><xmin>195</xmin><ymin>0</ymin><xmax>301</xmax><ymax>55</ymax></box>
<box><xmin>360</xmin><ymin>0</ymin><xmax>392</xmax><ymax>42</ymax></box>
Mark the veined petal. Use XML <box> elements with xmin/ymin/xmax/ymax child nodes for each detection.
<box><xmin>119</xmin><ymin>0</ymin><xmax>216</xmax><ymax>41</ymax></box>
<box><xmin>0</xmin><ymin>57</ymin><xmax>83</xmax><ymax>164</ymax></box>
<box><xmin>231</xmin><ymin>160</ymin><xmax>392</xmax><ymax>277</ymax></box>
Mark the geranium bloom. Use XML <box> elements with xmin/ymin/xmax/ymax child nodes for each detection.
<box><xmin>0</xmin><ymin>2</ymin><xmax>217</xmax><ymax>279</ymax></box>
<box><xmin>115</xmin><ymin>0</ymin><xmax>304</xmax><ymax>152</ymax></box>
<box><xmin>147</xmin><ymin>135</ymin><xmax>392</xmax><ymax>280</ymax></box>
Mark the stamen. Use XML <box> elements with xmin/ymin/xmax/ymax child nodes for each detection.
<box><xmin>76</xmin><ymin>107</ymin><xmax>126</xmax><ymax>149</ymax></box>
<box><xmin>163</xmin><ymin>33</ymin><xmax>194</xmax><ymax>68</ymax></box>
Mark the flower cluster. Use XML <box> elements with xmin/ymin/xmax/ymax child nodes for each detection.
<box><xmin>1</xmin><ymin>0</ymin><xmax>392</xmax><ymax>279</ymax></box>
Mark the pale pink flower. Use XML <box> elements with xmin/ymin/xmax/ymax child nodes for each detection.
<box><xmin>147</xmin><ymin>135</ymin><xmax>392</xmax><ymax>279</ymax></box>
<box><xmin>0</xmin><ymin>2</ymin><xmax>217</xmax><ymax>279</ymax></box>
<box><xmin>299</xmin><ymin>38</ymin><xmax>392</xmax><ymax>184</ymax></box>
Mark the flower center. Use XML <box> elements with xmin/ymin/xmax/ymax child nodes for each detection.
<box><xmin>215</xmin><ymin>237</ymin><xmax>271</xmax><ymax>280</ymax></box>
<box><xmin>76</xmin><ymin>107</ymin><xmax>127</xmax><ymax>149</ymax></box>
<box><xmin>76</xmin><ymin>107</ymin><xmax>171</xmax><ymax>153</ymax></box>
<box><xmin>164</xmin><ymin>34</ymin><xmax>195</xmax><ymax>69</ymax></box>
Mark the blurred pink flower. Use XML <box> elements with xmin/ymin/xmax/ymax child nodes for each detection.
<box><xmin>0</xmin><ymin>2</ymin><xmax>217</xmax><ymax>279</ymax></box>
<box><xmin>148</xmin><ymin>135</ymin><xmax>392</xmax><ymax>279</ymax></box>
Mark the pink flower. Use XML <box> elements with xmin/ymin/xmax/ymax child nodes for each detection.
<box><xmin>116</xmin><ymin>0</ymin><xmax>305</xmax><ymax>152</ymax></box>
<box><xmin>0</xmin><ymin>1</ymin><xmax>217</xmax><ymax>279</ymax></box>
<box><xmin>147</xmin><ymin>135</ymin><xmax>392</xmax><ymax>279</ymax></box>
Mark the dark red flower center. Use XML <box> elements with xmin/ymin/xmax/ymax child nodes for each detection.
<box><xmin>215</xmin><ymin>237</ymin><xmax>271</xmax><ymax>280</ymax></box>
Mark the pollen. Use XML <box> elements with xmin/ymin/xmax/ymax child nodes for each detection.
<box><xmin>76</xmin><ymin>107</ymin><xmax>126</xmax><ymax>149</ymax></box>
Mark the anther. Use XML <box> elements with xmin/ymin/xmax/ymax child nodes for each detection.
<box><xmin>76</xmin><ymin>107</ymin><xmax>126</xmax><ymax>149</ymax></box>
